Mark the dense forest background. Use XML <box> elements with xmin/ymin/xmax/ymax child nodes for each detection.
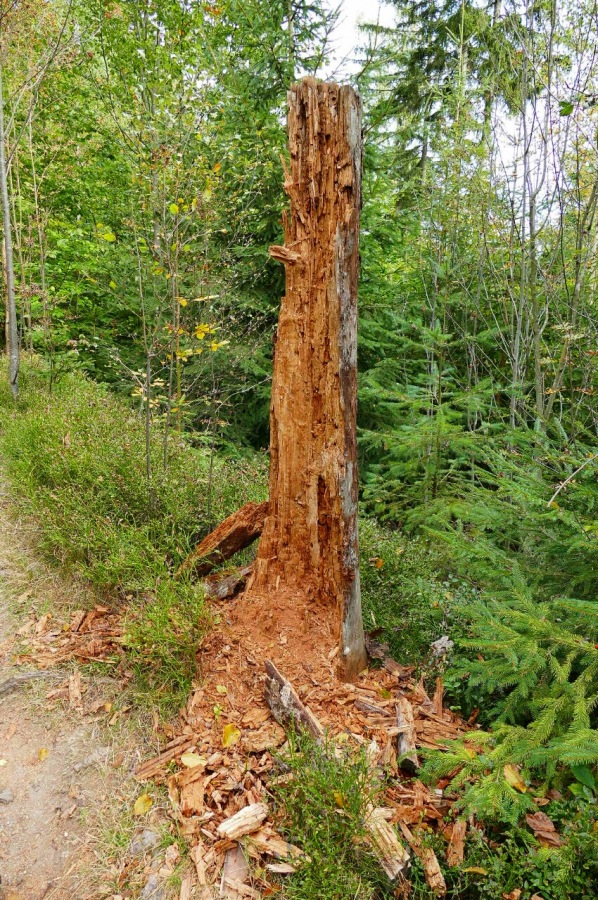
<box><xmin>1</xmin><ymin>0</ymin><xmax>598</xmax><ymax>895</ymax></box>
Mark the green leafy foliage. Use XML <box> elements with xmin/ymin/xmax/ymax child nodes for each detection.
<box><xmin>271</xmin><ymin>734</ymin><xmax>393</xmax><ymax>900</ymax></box>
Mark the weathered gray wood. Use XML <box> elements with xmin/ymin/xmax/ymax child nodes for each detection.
<box><xmin>264</xmin><ymin>659</ymin><xmax>324</xmax><ymax>742</ymax></box>
<box><xmin>365</xmin><ymin>805</ymin><xmax>410</xmax><ymax>881</ymax></box>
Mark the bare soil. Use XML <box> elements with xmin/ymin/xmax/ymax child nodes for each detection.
<box><xmin>0</xmin><ymin>482</ymin><xmax>166</xmax><ymax>900</ymax></box>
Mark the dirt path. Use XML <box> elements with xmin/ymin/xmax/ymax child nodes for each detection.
<box><xmin>0</xmin><ymin>481</ymin><xmax>170</xmax><ymax>900</ymax></box>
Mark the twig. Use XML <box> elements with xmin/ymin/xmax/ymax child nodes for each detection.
<box><xmin>0</xmin><ymin>670</ymin><xmax>60</xmax><ymax>697</ymax></box>
<box><xmin>547</xmin><ymin>453</ymin><xmax>598</xmax><ymax>507</ymax></box>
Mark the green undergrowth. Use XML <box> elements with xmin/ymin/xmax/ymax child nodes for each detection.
<box><xmin>359</xmin><ymin>518</ymin><xmax>473</xmax><ymax>665</ymax></box>
<box><xmin>270</xmin><ymin>734</ymin><xmax>598</xmax><ymax>900</ymax></box>
<box><xmin>270</xmin><ymin>734</ymin><xmax>392</xmax><ymax>899</ymax></box>
<box><xmin>0</xmin><ymin>356</ymin><xmax>266</xmax><ymax>706</ymax></box>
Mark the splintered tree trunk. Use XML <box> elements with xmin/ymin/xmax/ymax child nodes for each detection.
<box><xmin>247</xmin><ymin>77</ymin><xmax>367</xmax><ymax>680</ymax></box>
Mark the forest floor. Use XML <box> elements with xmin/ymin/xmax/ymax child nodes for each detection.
<box><xmin>0</xmin><ymin>479</ymin><xmax>178</xmax><ymax>900</ymax></box>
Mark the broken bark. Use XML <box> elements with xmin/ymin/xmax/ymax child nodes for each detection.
<box><xmin>176</xmin><ymin>501</ymin><xmax>267</xmax><ymax>578</ymax></box>
<box><xmin>365</xmin><ymin>805</ymin><xmax>410</xmax><ymax>881</ymax></box>
<box><xmin>445</xmin><ymin>819</ymin><xmax>466</xmax><ymax>867</ymax></box>
<box><xmin>396</xmin><ymin>697</ymin><xmax>419</xmax><ymax>773</ymax></box>
<box><xmin>217</xmin><ymin>803</ymin><xmax>268</xmax><ymax>840</ymax></box>
<box><xmin>246</xmin><ymin>77</ymin><xmax>367</xmax><ymax>680</ymax></box>
<box><xmin>399</xmin><ymin>823</ymin><xmax>447</xmax><ymax>897</ymax></box>
<box><xmin>264</xmin><ymin>659</ymin><xmax>324</xmax><ymax>742</ymax></box>
<box><xmin>203</xmin><ymin>566</ymin><xmax>253</xmax><ymax>601</ymax></box>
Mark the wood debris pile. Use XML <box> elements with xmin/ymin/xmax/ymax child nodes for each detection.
<box><xmin>132</xmin><ymin>580</ymin><xmax>474</xmax><ymax>897</ymax></box>
<box><xmin>12</xmin><ymin>605</ymin><xmax>123</xmax><ymax>668</ymax></box>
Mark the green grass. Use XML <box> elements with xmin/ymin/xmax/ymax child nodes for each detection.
<box><xmin>0</xmin><ymin>356</ymin><xmax>267</xmax><ymax>705</ymax></box>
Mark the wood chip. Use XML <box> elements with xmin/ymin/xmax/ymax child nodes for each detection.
<box><xmin>217</xmin><ymin>803</ymin><xmax>268</xmax><ymax>840</ymax></box>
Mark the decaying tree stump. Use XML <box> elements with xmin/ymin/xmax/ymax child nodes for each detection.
<box><xmin>175</xmin><ymin>501</ymin><xmax>267</xmax><ymax>578</ymax></box>
<box><xmin>246</xmin><ymin>77</ymin><xmax>367</xmax><ymax>680</ymax></box>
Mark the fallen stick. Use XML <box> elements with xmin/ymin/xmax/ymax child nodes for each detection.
<box><xmin>176</xmin><ymin>501</ymin><xmax>268</xmax><ymax>579</ymax></box>
<box><xmin>264</xmin><ymin>659</ymin><xmax>324</xmax><ymax>742</ymax></box>
<box><xmin>365</xmin><ymin>805</ymin><xmax>410</xmax><ymax>881</ymax></box>
<box><xmin>135</xmin><ymin>734</ymin><xmax>197</xmax><ymax>780</ymax></box>
<box><xmin>0</xmin><ymin>671</ymin><xmax>60</xmax><ymax>697</ymax></box>
<box><xmin>399</xmin><ymin>822</ymin><xmax>446</xmax><ymax>896</ymax></box>
<box><xmin>396</xmin><ymin>696</ymin><xmax>419</xmax><ymax>772</ymax></box>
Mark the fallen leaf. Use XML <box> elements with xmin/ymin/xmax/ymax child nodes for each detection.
<box><xmin>502</xmin><ymin>891</ymin><xmax>522</xmax><ymax>900</ymax></box>
<box><xmin>38</xmin><ymin>747</ymin><xmax>49</xmax><ymax>762</ymax></box>
<box><xmin>222</xmin><ymin>723</ymin><xmax>241</xmax><ymax>748</ymax></box>
<box><xmin>464</xmin><ymin>867</ymin><xmax>487</xmax><ymax>875</ymax></box>
<box><xmin>503</xmin><ymin>763</ymin><xmax>527</xmax><ymax>792</ymax></box>
<box><xmin>181</xmin><ymin>752</ymin><xmax>207</xmax><ymax>769</ymax></box>
<box><xmin>525</xmin><ymin>811</ymin><xmax>556</xmax><ymax>833</ymax></box>
<box><xmin>133</xmin><ymin>793</ymin><xmax>153</xmax><ymax>816</ymax></box>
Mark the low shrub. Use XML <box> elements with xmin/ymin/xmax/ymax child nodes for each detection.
<box><xmin>0</xmin><ymin>357</ymin><xmax>267</xmax><ymax>702</ymax></box>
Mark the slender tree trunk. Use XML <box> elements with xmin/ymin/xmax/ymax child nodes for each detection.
<box><xmin>0</xmin><ymin>59</ymin><xmax>18</xmax><ymax>398</ymax></box>
<box><xmin>247</xmin><ymin>78</ymin><xmax>367</xmax><ymax>680</ymax></box>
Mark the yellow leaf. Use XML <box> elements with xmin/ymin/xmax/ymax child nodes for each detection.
<box><xmin>38</xmin><ymin>747</ymin><xmax>49</xmax><ymax>762</ymax></box>
<box><xmin>464</xmin><ymin>867</ymin><xmax>487</xmax><ymax>875</ymax></box>
<box><xmin>333</xmin><ymin>791</ymin><xmax>345</xmax><ymax>808</ymax></box>
<box><xmin>222</xmin><ymin>724</ymin><xmax>241</xmax><ymax>749</ymax></box>
<box><xmin>504</xmin><ymin>763</ymin><xmax>527</xmax><ymax>792</ymax></box>
<box><xmin>133</xmin><ymin>793</ymin><xmax>153</xmax><ymax>816</ymax></box>
<box><xmin>180</xmin><ymin>752</ymin><xmax>207</xmax><ymax>769</ymax></box>
<box><xmin>216</xmin><ymin>684</ymin><xmax>228</xmax><ymax>694</ymax></box>
<box><xmin>213</xmin><ymin>162</ymin><xmax>222</xmax><ymax>172</ymax></box>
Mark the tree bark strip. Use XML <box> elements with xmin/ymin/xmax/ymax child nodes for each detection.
<box><xmin>246</xmin><ymin>77</ymin><xmax>367</xmax><ymax>680</ymax></box>
<box><xmin>264</xmin><ymin>659</ymin><xmax>324</xmax><ymax>742</ymax></box>
<box><xmin>175</xmin><ymin>501</ymin><xmax>267</xmax><ymax>578</ymax></box>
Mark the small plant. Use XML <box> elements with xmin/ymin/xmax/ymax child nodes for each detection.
<box><xmin>270</xmin><ymin>733</ymin><xmax>393</xmax><ymax>900</ymax></box>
